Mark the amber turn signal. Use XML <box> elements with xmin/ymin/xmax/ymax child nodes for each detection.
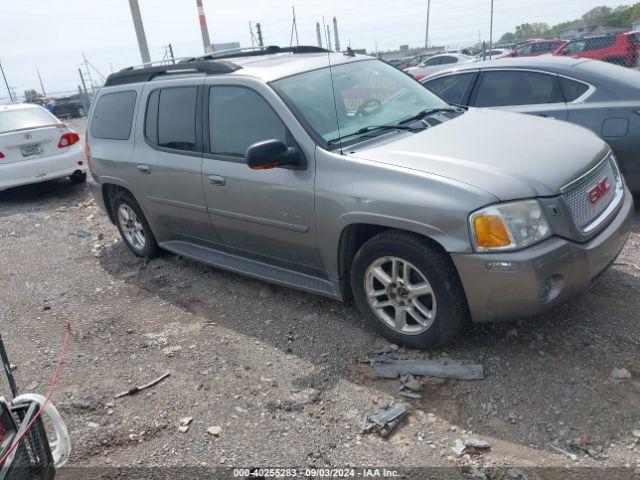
<box><xmin>472</xmin><ymin>215</ymin><xmax>511</xmax><ymax>249</ymax></box>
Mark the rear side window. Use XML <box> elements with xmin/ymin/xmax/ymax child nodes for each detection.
<box><xmin>91</xmin><ymin>91</ymin><xmax>137</xmax><ymax>140</ymax></box>
<box><xmin>584</xmin><ymin>35</ymin><xmax>616</xmax><ymax>51</ymax></box>
<box><xmin>424</xmin><ymin>73</ymin><xmax>475</xmax><ymax>105</ymax></box>
<box><xmin>560</xmin><ymin>77</ymin><xmax>590</xmax><ymax>102</ymax></box>
<box><xmin>208</xmin><ymin>86</ymin><xmax>286</xmax><ymax>158</ymax></box>
<box><xmin>157</xmin><ymin>87</ymin><xmax>198</xmax><ymax>151</ymax></box>
<box><xmin>475</xmin><ymin>71</ymin><xmax>562</xmax><ymax>107</ymax></box>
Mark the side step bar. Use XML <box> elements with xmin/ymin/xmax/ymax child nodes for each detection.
<box><xmin>160</xmin><ymin>241</ymin><xmax>340</xmax><ymax>299</ymax></box>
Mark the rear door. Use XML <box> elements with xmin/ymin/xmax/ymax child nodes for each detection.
<box><xmin>470</xmin><ymin>69</ymin><xmax>568</xmax><ymax>120</ymax></box>
<box><xmin>132</xmin><ymin>78</ymin><xmax>219</xmax><ymax>246</ymax></box>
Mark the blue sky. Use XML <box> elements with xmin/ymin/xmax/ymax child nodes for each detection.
<box><xmin>0</xmin><ymin>0</ymin><xmax>631</xmax><ymax>99</ymax></box>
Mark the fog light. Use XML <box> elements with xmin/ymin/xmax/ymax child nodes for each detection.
<box><xmin>485</xmin><ymin>261</ymin><xmax>518</xmax><ymax>272</ymax></box>
<box><xmin>539</xmin><ymin>278</ymin><xmax>553</xmax><ymax>300</ymax></box>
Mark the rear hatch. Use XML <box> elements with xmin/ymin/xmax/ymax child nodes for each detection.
<box><xmin>0</xmin><ymin>106</ymin><xmax>68</xmax><ymax>164</ymax></box>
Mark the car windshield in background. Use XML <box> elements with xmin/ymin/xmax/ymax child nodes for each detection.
<box><xmin>0</xmin><ymin>107</ymin><xmax>59</xmax><ymax>134</ymax></box>
<box><xmin>272</xmin><ymin>59</ymin><xmax>449</xmax><ymax>146</ymax></box>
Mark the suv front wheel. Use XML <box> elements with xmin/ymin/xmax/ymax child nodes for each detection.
<box><xmin>351</xmin><ymin>231</ymin><xmax>469</xmax><ymax>348</ymax></box>
<box><xmin>112</xmin><ymin>191</ymin><xmax>160</xmax><ymax>259</ymax></box>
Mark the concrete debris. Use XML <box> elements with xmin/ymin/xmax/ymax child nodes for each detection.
<box><xmin>178</xmin><ymin>425</ymin><xmax>189</xmax><ymax>433</ymax></box>
<box><xmin>372</xmin><ymin>359</ymin><xmax>484</xmax><ymax>380</ymax></box>
<box><xmin>207</xmin><ymin>426</ymin><xmax>223</xmax><ymax>436</ymax></box>
<box><xmin>464</xmin><ymin>438</ymin><xmax>491</xmax><ymax>451</ymax></box>
<box><xmin>632</xmin><ymin>430</ymin><xmax>640</xmax><ymax>438</ymax></box>
<box><xmin>363</xmin><ymin>402</ymin><xmax>407</xmax><ymax>438</ymax></box>
<box><xmin>611</xmin><ymin>367</ymin><xmax>632</xmax><ymax>380</ymax></box>
<box><xmin>452</xmin><ymin>439</ymin><xmax>466</xmax><ymax>456</ymax></box>
<box><xmin>179</xmin><ymin>417</ymin><xmax>193</xmax><ymax>426</ymax></box>
<box><xmin>400</xmin><ymin>373</ymin><xmax>422</xmax><ymax>392</ymax></box>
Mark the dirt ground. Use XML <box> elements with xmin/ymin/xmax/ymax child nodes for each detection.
<box><xmin>1</xmin><ymin>118</ymin><xmax>639</xmax><ymax>478</ymax></box>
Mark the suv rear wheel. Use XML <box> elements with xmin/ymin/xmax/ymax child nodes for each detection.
<box><xmin>112</xmin><ymin>191</ymin><xmax>160</xmax><ymax>259</ymax></box>
<box><xmin>351</xmin><ymin>231</ymin><xmax>469</xmax><ymax>348</ymax></box>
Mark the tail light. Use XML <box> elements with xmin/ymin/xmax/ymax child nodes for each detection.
<box><xmin>0</xmin><ymin>152</ymin><xmax>4</xmax><ymax>159</ymax></box>
<box><xmin>58</xmin><ymin>132</ymin><xmax>80</xmax><ymax>148</ymax></box>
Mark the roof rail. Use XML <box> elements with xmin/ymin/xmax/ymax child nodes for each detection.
<box><xmin>104</xmin><ymin>60</ymin><xmax>241</xmax><ymax>87</ymax></box>
<box><xmin>179</xmin><ymin>45</ymin><xmax>330</xmax><ymax>63</ymax></box>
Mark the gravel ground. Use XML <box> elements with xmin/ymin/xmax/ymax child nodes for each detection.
<box><xmin>0</xmin><ymin>118</ymin><xmax>639</xmax><ymax>478</ymax></box>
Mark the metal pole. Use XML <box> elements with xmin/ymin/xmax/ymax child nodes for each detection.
<box><xmin>83</xmin><ymin>53</ymin><xmax>95</xmax><ymax>95</ymax></box>
<box><xmin>425</xmin><ymin>0</ymin><xmax>431</xmax><ymax>49</ymax></box>
<box><xmin>293</xmin><ymin>7</ymin><xmax>299</xmax><ymax>46</ymax></box>
<box><xmin>128</xmin><ymin>0</ymin><xmax>151</xmax><ymax>64</ymax></box>
<box><xmin>0</xmin><ymin>60</ymin><xmax>13</xmax><ymax>103</ymax></box>
<box><xmin>249</xmin><ymin>22</ymin><xmax>255</xmax><ymax>47</ymax></box>
<box><xmin>0</xmin><ymin>334</ymin><xmax>19</xmax><ymax>398</ymax></box>
<box><xmin>168</xmin><ymin>44</ymin><xmax>175</xmax><ymax>64</ymax></box>
<box><xmin>326</xmin><ymin>25</ymin><xmax>332</xmax><ymax>51</ymax></box>
<box><xmin>256</xmin><ymin>23</ymin><xmax>264</xmax><ymax>47</ymax></box>
<box><xmin>316</xmin><ymin>22</ymin><xmax>323</xmax><ymax>48</ymax></box>
<box><xmin>37</xmin><ymin>69</ymin><xmax>46</xmax><ymax>96</ymax></box>
<box><xmin>333</xmin><ymin>17</ymin><xmax>340</xmax><ymax>52</ymax></box>
<box><xmin>78</xmin><ymin>86</ymin><xmax>89</xmax><ymax>116</ymax></box>
<box><xmin>489</xmin><ymin>0</ymin><xmax>494</xmax><ymax>59</ymax></box>
<box><xmin>196</xmin><ymin>0</ymin><xmax>213</xmax><ymax>53</ymax></box>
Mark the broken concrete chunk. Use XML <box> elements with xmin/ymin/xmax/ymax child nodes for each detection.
<box><xmin>180</xmin><ymin>417</ymin><xmax>193</xmax><ymax>426</ymax></box>
<box><xmin>464</xmin><ymin>438</ymin><xmax>490</xmax><ymax>450</ymax></box>
<box><xmin>363</xmin><ymin>402</ymin><xmax>407</xmax><ymax>438</ymax></box>
<box><xmin>372</xmin><ymin>359</ymin><xmax>484</xmax><ymax>380</ymax></box>
<box><xmin>611</xmin><ymin>367</ymin><xmax>632</xmax><ymax>380</ymax></box>
<box><xmin>207</xmin><ymin>426</ymin><xmax>223</xmax><ymax>436</ymax></box>
<box><xmin>178</xmin><ymin>425</ymin><xmax>189</xmax><ymax>433</ymax></box>
<box><xmin>452</xmin><ymin>439</ymin><xmax>465</xmax><ymax>456</ymax></box>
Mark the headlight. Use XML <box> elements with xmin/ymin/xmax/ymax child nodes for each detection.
<box><xmin>469</xmin><ymin>200</ymin><xmax>551</xmax><ymax>252</ymax></box>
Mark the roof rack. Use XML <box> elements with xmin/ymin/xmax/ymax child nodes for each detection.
<box><xmin>104</xmin><ymin>60</ymin><xmax>241</xmax><ymax>87</ymax></box>
<box><xmin>179</xmin><ymin>45</ymin><xmax>329</xmax><ymax>63</ymax></box>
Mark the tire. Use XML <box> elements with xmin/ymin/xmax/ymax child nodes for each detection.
<box><xmin>351</xmin><ymin>230</ymin><xmax>469</xmax><ymax>349</ymax></box>
<box><xmin>112</xmin><ymin>190</ymin><xmax>160</xmax><ymax>259</ymax></box>
<box><xmin>69</xmin><ymin>171</ymin><xmax>87</xmax><ymax>184</ymax></box>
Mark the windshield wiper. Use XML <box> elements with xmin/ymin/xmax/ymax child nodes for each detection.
<box><xmin>327</xmin><ymin>124</ymin><xmax>422</xmax><ymax>145</ymax></box>
<box><xmin>399</xmin><ymin>107</ymin><xmax>461</xmax><ymax>125</ymax></box>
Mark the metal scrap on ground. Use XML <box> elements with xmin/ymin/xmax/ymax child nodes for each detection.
<box><xmin>372</xmin><ymin>359</ymin><xmax>485</xmax><ymax>380</ymax></box>
<box><xmin>115</xmin><ymin>372</ymin><xmax>171</xmax><ymax>399</ymax></box>
<box><xmin>363</xmin><ymin>402</ymin><xmax>408</xmax><ymax>438</ymax></box>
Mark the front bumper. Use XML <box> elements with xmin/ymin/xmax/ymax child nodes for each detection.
<box><xmin>452</xmin><ymin>187</ymin><xmax>634</xmax><ymax>323</ymax></box>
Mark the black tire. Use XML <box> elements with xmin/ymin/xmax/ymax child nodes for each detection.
<box><xmin>69</xmin><ymin>171</ymin><xmax>87</xmax><ymax>184</ymax></box>
<box><xmin>351</xmin><ymin>230</ymin><xmax>469</xmax><ymax>349</ymax></box>
<box><xmin>112</xmin><ymin>190</ymin><xmax>161</xmax><ymax>259</ymax></box>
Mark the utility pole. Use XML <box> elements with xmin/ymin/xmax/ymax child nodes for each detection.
<box><xmin>37</xmin><ymin>69</ymin><xmax>46</xmax><ymax>96</ymax></box>
<box><xmin>425</xmin><ymin>0</ymin><xmax>431</xmax><ymax>49</ymax></box>
<box><xmin>195</xmin><ymin>0</ymin><xmax>213</xmax><ymax>53</ymax></box>
<box><xmin>0</xmin><ymin>60</ymin><xmax>12</xmax><ymax>103</ymax></box>
<box><xmin>489</xmin><ymin>0</ymin><xmax>494</xmax><ymax>58</ymax></box>
<box><xmin>256</xmin><ymin>23</ymin><xmax>264</xmax><ymax>47</ymax></box>
<box><xmin>249</xmin><ymin>22</ymin><xmax>255</xmax><ymax>47</ymax></box>
<box><xmin>289</xmin><ymin>6</ymin><xmax>299</xmax><ymax>47</ymax></box>
<box><xmin>333</xmin><ymin>17</ymin><xmax>340</xmax><ymax>52</ymax></box>
<box><xmin>128</xmin><ymin>0</ymin><xmax>151</xmax><ymax>65</ymax></box>
<box><xmin>168</xmin><ymin>44</ymin><xmax>175</xmax><ymax>64</ymax></box>
<box><xmin>316</xmin><ymin>22</ymin><xmax>323</xmax><ymax>48</ymax></box>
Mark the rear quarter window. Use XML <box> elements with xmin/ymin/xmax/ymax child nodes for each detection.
<box><xmin>560</xmin><ymin>77</ymin><xmax>590</xmax><ymax>102</ymax></box>
<box><xmin>91</xmin><ymin>90</ymin><xmax>137</xmax><ymax>140</ymax></box>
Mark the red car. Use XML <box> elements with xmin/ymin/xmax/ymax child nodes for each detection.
<box><xmin>554</xmin><ymin>32</ymin><xmax>640</xmax><ymax>67</ymax></box>
<box><xmin>512</xmin><ymin>39</ymin><xmax>567</xmax><ymax>57</ymax></box>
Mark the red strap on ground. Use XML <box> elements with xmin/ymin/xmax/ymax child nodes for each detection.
<box><xmin>0</xmin><ymin>322</ymin><xmax>71</xmax><ymax>466</ymax></box>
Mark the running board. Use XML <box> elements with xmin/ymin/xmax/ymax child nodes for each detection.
<box><xmin>160</xmin><ymin>241</ymin><xmax>339</xmax><ymax>299</ymax></box>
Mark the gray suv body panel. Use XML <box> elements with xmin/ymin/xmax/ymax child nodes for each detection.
<box><xmin>87</xmin><ymin>52</ymin><xmax>633</xmax><ymax>324</ymax></box>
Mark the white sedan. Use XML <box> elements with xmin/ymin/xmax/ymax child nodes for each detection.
<box><xmin>406</xmin><ymin>53</ymin><xmax>477</xmax><ymax>80</ymax></box>
<box><xmin>0</xmin><ymin>103</ymin><xmax>87</xmax><ymax>191</ymax></box>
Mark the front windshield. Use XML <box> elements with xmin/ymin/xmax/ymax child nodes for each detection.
<box><xmin>271</xmin><ymin>59</ymin><xmax>449</xmax><ymax>146</ymax></box>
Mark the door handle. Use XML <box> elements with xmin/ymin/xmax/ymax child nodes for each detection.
<box><xmin>137</xmin><ymin>164</ymin><xmax>151</xmax><ymax>174</ymax></box>
<box><xmin>208</xmin><ymin>174</ymin><xmax>226</xmax><ymax>186</ymax></box>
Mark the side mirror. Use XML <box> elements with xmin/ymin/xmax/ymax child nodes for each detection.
<box><xmin>245</xmin><ymin>139</ymin><xmax>301</xmax><ymax>170</ymax></box>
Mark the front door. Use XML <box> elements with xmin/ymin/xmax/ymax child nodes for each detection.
<box><xmin>201</xmin><ymin>84</ymin><xmax>320</xmax><ymax>269</ymax></box>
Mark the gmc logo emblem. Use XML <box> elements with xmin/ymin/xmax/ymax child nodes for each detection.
<box><xmin>588</xmin><ymin>177</ymin><xmax>610</xmax><ymax>204</ymax></box>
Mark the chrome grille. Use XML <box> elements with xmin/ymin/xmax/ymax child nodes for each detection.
<box><xmin>562</xmin><ymin>155</ymin><xmax>621</xmax><ymax>232</ymax></box>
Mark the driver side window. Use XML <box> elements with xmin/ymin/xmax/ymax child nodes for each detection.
<box><xmin>208</xmin><ymin>86</ymin><xmax>287</xmax><ymax>158</ymax></box>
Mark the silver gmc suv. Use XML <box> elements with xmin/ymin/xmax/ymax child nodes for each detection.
<box><xmin>86</xmin><ymin>46</ymin><xmax>634</xmax><ymax>348</ymax></box>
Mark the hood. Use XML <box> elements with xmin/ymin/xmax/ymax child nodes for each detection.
<box><xmin>349</xmin><ymin>108</ymin><xmax>610</xmax><ymax>200</ymax></box>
